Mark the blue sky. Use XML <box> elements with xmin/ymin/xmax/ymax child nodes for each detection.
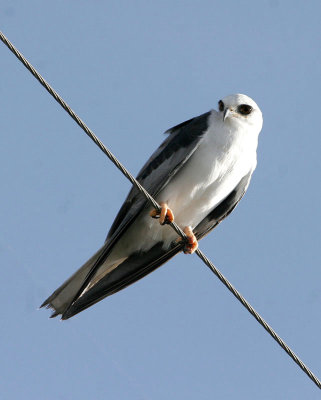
<box><xmin>1</xmin><ymin>1</ymin><xmax>321</xmax><ymax>399</ymax></box>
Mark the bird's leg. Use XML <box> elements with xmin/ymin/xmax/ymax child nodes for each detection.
<box><xmin>150</xmin><ymin>202</ymin><xmax>174</xmax><ymax>225</ymax></box>
<box><xmin>175</xmin><ymin>226</ymin><xmax>198</xmax><ymax>254</ymax></box>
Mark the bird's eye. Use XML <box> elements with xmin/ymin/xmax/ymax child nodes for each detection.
<box><xmin>237</xmin><ymin>104</ymin><xmax>252</xmax><ymax>115</ymax></box>
<box><xmin>218</xmin><ymin>100</ymin><xmax>224</xmax><ymax>112</ymax></box>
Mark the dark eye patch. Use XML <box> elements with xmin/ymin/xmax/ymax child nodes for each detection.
<box><xmin>237</xmin><ymin>104</ymin><xmax>252</xmax><ymax>115</ymax></box>
<box><xmin>218</xmin><ymin>100</ymin><xmax>224</xmax><ymax>112</ymax></box>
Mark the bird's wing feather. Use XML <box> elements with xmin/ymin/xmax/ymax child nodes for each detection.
<box><xmin>106</xmin><ymin>111</ymin><xmax>211</xmax><ymax>242</ymax></box>
<box><xmin>61</xmin><ymin>242</ymin><xmax>183</xmax><ymax>319</ymax></box>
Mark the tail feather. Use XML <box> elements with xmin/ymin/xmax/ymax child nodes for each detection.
<box><xmin>40</xmin><ymin>243</ymin><xmax>107</xmax><ymax>317</ymax></box>
<box><xmin>61</xmin><ymin>242</ymin><xmax>182</xmax><ymax>320</ymax></box>
<box><xmin>41</xmin><ymin>241</ymin><xmax>183</xmax><ymax>320</ymax></box>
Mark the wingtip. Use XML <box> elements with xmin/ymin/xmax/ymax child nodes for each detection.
<box><xmin>61</xmin><ymin>307</ymin><xmax>74</xmax><ymax>320</ymax></box>
<box><xmin>49</xmin><ymin>311</ymin><xmax>60</xmax><ymax>318</ymax></box>
<box><xmin>39</xmin><ymin>300</ymin><xmax>48</xmax><ymax>309</ymax></box>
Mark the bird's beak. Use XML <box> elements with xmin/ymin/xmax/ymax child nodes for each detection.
<box><xmin>223</xmin><ymin>108</ymin><xmax>231</xmax><ymax>121</ymax></box>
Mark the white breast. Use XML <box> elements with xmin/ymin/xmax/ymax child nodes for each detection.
<box><xmin>157</xmin><ymin>112</ymin><xmax>257</xmax><ymax>226</ymax></box>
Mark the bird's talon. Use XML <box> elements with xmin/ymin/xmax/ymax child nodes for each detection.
<box><xmin>180</xmin><ymin>226</ymin><xmax>198</xmax><ymax>255</ymax></box>
<box><xmin>150</xmin><ymin>203</ymin><xmax>174</xmax><ymax>225</ymax></box>
<box><xmin>162</xmin><ymin>208</ymin><xmax>174</xmax><ymax>225</ymax></box>
<box><xmin>150</xmin><ymin>209</ymin><xmax>160</xmax><ymax>219</ymax></box>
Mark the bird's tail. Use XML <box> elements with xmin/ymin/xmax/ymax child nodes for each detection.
<box><xmin>41</xmin><ymin>240</ymin><xmax>183</xmax><ymax>320</ymax></box>
<box><xmin>40</xmin><ymin>243</ymin><xmax>109</xmax><ymax>318</ymax></box>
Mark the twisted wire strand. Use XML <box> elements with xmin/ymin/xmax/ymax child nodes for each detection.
<box><xmin>1</xmin><ymin>30</ymin><xmax>320</xmax><ymax>390</ymax></box>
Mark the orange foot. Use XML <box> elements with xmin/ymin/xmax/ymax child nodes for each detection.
<box><xmin>150</xmin><ymin>202</ymin><xmax>174</xmax><ymax>225</ymax></box>
<box><xmin>176</xmin><ymin>226</ymin><xmax>198</xmax><ymax>254</ymax></box>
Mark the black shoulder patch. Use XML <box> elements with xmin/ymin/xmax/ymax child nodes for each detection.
<box><xmin>138</xmin><ymin>112</ymin><xmax>210</xmax><ymax>180</ymax></box>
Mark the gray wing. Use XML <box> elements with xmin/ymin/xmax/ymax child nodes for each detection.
<box><xmin>106</xmin><ymin>111</ymin><xmax>211</xmax><ymax>243</ymax></box>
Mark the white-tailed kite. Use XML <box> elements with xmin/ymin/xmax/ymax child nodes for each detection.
<box><xmin>41</xmin><ymin>93</ymin><xmax>263</xmax><ymax>319</ymax></box>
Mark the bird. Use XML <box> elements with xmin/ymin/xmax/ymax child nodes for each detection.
<box><xmin>41</xmin><ymin>93</ymin><xmax>263</xmax><ymax>320</ymax></box>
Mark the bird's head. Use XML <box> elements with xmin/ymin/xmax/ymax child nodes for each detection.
<box><xmin>218</xmin><ymin>94</ymin><xmax>263</xmax><ymax>133</ymax></box>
